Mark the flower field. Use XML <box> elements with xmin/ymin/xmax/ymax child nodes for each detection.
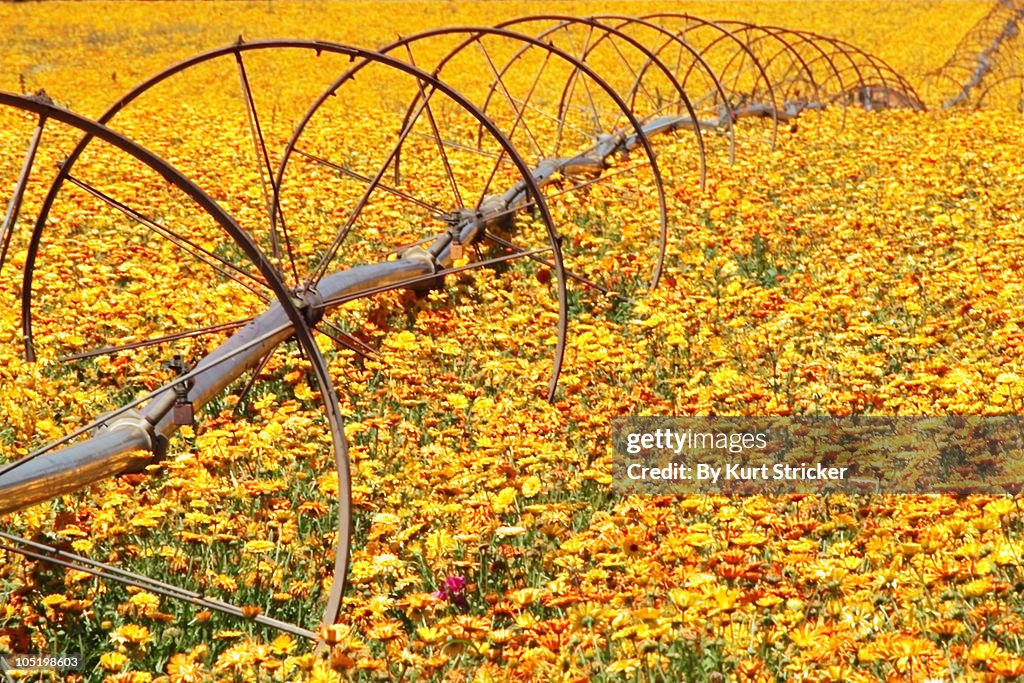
<box><xmin>3</xmin><ymin>2</ymin><xmax>1024</xmax><ymax>682</ymax></box>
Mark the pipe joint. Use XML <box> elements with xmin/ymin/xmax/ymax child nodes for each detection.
<box><xmin>95</xmin><ymin>408</ymin><xmax>164</xmax><ymax>460</ymax></box>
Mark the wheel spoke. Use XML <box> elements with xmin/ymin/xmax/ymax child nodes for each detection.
<box><xmin>401</xmin><ymin>44</ymin><xmax>465</xmax><ymax>209</ymax></box>
<box><xmin>0</xmin><ymin>114</ymin><xmax>45</xmax><ymax>275</ymax></box>
<box><xmin>307</xmin><ymin>83</ymin><xmax>442</xmax><ymax>287</ymax></box>
<box><xmin>316</xmin><ymin>320</ymin><xmax>377</xmax><ymax>361</ymax></box>
<box><xmin>65</xmin><ymin>174</ymin><xmax>270</xmax><ymax>302</ymax></box>
<box><xmin>479</xmin><ymin>161</ymin><xmax>651</xmax><ymax>226</ymax></box>
<box><xmin>59</xmin><ymin>317</ymin><xmax>256</xmax><ymax>362</ymax></box>
<box><xmin>409</xmin><ymin>132</ymin><xmax>501</xmax><ymax>159</ymax></box>
<box><xmin>235</xmin><ymin>50</ymin><xmax>301</xmax><ymax>285</ymax></box>
<box><xmin>384</xmin><ymin>233</ymin><xmax>443</xmax><ymax>256</ymax></box>
<box><xmin>674</xmin><ymin>43</ymin><xmax>686</xmax><ymax>103</ymax></box>
<box><xmin>476</xmin><ymin>42</ymin><xmax>546</xmax><ymax>158</ymax></box>
<box><xmin>555</xmin><ymin>64</ymin><xmax>584</xmax><ymax>154</ymax></box>
<box><xmin>483</xmin><ymin>230</ymin><xmax>611</xmax><ymax>295</ymax></box>
<box><xmin>476</xmin><ymin>49</ymin><xmax>553</xmax><ymax>208</ymax></box>
<box><xmin>607</xmin><ymin>37</ymin><xmax>662</xmax><ymax>115</ymax></box>
<box><xmin>0</xmin><ymin>321</ymin><xmax>290</xmax><ymax>480</ymax></box>
<box><xmin>231</xmin><ymin>346</ymin><xmax>276</xmax><ymax>416</ymax></box>
<box><xmin>553</xmin><ymin>24</ymin><xmax>598</xmax><ymax>156</ymax></box>
<box><xmin>0</xmin><ymin>532</ymin><xmax>316</xmax><ymax>640</ymax></box>
<box><xmin>506</xmin><ymin>93</ymin><xmax>593</xmax><ymax>140</ymax></box>
<box><xmin>293</xmin><ymin>147</ymin><xmax>446</xmax><ymax>217</ymax></box>
<box><xmin>638</xmin><ymin>98</ymin><xmax>705</xmax><ymax>125</ymax></box>
<box><xmin>560</xmin><ymin>27</ymin><xmax>604</xmax><ymax>136</ymax></box>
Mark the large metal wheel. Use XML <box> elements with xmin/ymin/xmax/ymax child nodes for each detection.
<box><xmin>0</xmin><ymin>89</ymin><xmax>349</xmax><ymax>643</ymax></box>
<box><xmin>281</xmin><ymin>25</ymin><xmax>670</xmax><ymax>310</ymax></box>
<box><xmin>0</xmin><ymin>40</ymin><xmax>565</xmax><ymax>656</ymax></box>
<box><xmin>485</xmin><ymin>15</ymin><xmax>711</xmax><ymax>187</ymax></box>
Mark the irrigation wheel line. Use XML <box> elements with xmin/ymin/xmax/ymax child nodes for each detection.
<box><xmin>634</xmin><ymin>14</ymin><xmax>788</xmax><ymax>148</ymax></box>
<box><xmin>0</xmin><ymin>15</ymin><xmax>931</xmax><ymax>648</ymax></box>
<box><xmin>496</xmin><ymin>14</ymin><xmax>744</xmax><ymax>169</ymax></box>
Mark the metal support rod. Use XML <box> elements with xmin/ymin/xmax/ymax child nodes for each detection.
<box><xmin>0</xmin><ymin>115</ymin><xmax>45</xmax><ymax>273</ymax></box>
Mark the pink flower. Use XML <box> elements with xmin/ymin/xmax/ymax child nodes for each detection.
<box><xmin>433</xmin><ymin>574</ymin><xmax>468</xmax><ymax>610</ymax></box>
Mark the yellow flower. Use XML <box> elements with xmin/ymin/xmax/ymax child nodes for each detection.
<box><xmin>166</xmin><ymin>653</ymin><xmax>205</xmax><ymax>683</ymax></box>
<box><xmin>270</xmin><ymin>634</ymin><xmax>297</xmax><ymax>655</ymax></box>
<box><xmin>990</xmin><ymin>655</ymin><xmax>1024</xmax><ymax>677</ymax></box>
<box><xmin>968</xmin><ymin>640</ymin><xmax>1006</xmax><ymax>663</ymax></box>
<box><xmin>416</xmin><ymin>626</ymin><xmax>444</xmax><ymax>644</ymax></box>
<box><xmin>293</xmin><ymin>382</ymin><xmax>315</xmax><ymax>401</ymax></box>
<box><xmin>606</xmin><ymin>658</ymin><xmax>641</xmax><ymax>674</ymax></box>
<box><xmin>41</xmin><ymin>593</ymin><xmax>67</xmax><ymax>608</ymax></box>
<box><xmin>242</xmin><ymin>539</ymin><xmax>275</xmax><ymax>554</ymax></box>
<box><xmin>100</xmin><ymin>651</ymin><xmax>130</xmax><ymax>672</ymax></box>
<box><xmin>520</xmin><ymin>475</ymin><xmax>542</xmax><ymax>498</ymax></box>
<box><xmin>445</xmin><ymin>393</ymin><xmax>469</xmax><ymax>410</ymax></box>
<box><xmin>111</xmin><ymin>624</ymin><xmax>152</xmax><ymax>646</ymax></box>
<box><xmin>127</xmin><ymin>591</ymin><xmax>160</xmax><ymax>616</ymax></box>
<box><xmin>731</xmin><ymin>531</ymin><xmax>768</xmax><ymax>548</ymax></box>
<box><xmin>71</xmin><ymin>538</ymin><xmax>95</xmax><ymax>553</ymax></box>
<box><xmin>491</xmin><ymin>487</ymin><xmax>517</xmax><ymax>513</ymax></box>
<box><xmin>368</xmin><ymin>620</ymin><xmax>405</xmax><ymax>641</ymax></box>
<box><xmin>385</xmin><ymin>330</ymin><xmax>418</xmax><ymax>350</ymax></box>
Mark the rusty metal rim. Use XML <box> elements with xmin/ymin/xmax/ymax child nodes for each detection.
<box><xmin>782</xmin><ymin>30</ymin><xmax>876</xmax><ymax>102</ymax></box>
<box><xmin>762</xmin><ymin>26</ymin><xmax>924</xmax><ymax>110</ymax></box>
<box><xmin>24</xmin><ymin>39</ymin><xmax>392</xmax><ymax>363</ymax></box>
<box><xmin>697</xmin><ymin>22</ymin><xmax>821</xmax><ymax>114</ymax></box>
<box><xmin>975</xmin><ymin>73</ymin><xmax>1024</xmax><ymax>108</ymax></box>
<box><xmin>593</xmin><ymin>13</ymin><xmax>737</xmax><ymax>163</ymax></box>
<box><xmin>726</xmin><ymin>25</ymin><xmax>849</xmax><ymax>129</ymax></box>
<box><xmin>488</xmin><ymin>14</ymin><xmax>710</xmax><ymax>190</ymax></box>
<box><xmin>740</xmin><ymin>29</ymin><xmax>839</xmax><ymax>102</ymax></box>
<box><xmin>0</xmin><ymin>89</ymin><xmax>350</xmax><ymax>637</ymax></box>
<box><xmin>640</xmin><ymin>14</ymin><xmax>782</xmax><ymax>150</ymax></box>
<box><xmin>528</xmin><ymin>14</ymin><xmax>715</xmax><ymax>177</ymax></box>
<box><xmin>600</xmin><ymin>13</ymin><xmax>745</xmax><ymax>159</ymax></box>
<box><xmin>362</xmin><ymin>25</ymin><xmax>670</xmax><ymax>294</ymax></box>
<box><xmin>270</xmin><ymin>33</ymin><xmax>569</xmax><ymax>402</ymax></box>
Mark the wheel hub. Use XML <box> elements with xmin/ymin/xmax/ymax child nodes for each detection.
<box><xmin>292</xmin><ymin>286</ymin><xmax>325</xmax><ymax>327</ymax></box>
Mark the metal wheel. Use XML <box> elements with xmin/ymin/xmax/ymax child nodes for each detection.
<box><xmin>547</xmin><ymin>14</ymin><xmax>744</xmax><ymax>164</ymax></box>
<box><xmin>924</xmin><ymin>0</ymin><xmax>1024</xmax><ymax>108</ymax></box>
<box><xmin>486</xmin><ymin>15</ymin><xmax>711</xmax><ymax>188</ymax></box>
<box><xmin>0</xmin><ymin>40</ymin><xmax>564</xmax><ymax>658</ymax></box>
<box><xmin>324</xmin><ymin>24</ymin><xmax>673</xmax><ymax>301</ymax></box>
<box><xmin>636</xmin><ymin>15</ymin><xmax>785</xmax><ymax>150</ymax></box>
<box><xmin>0</xmin><ymin>89</ymin><xmax>349</xmax><ymax>647</ymax></box>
